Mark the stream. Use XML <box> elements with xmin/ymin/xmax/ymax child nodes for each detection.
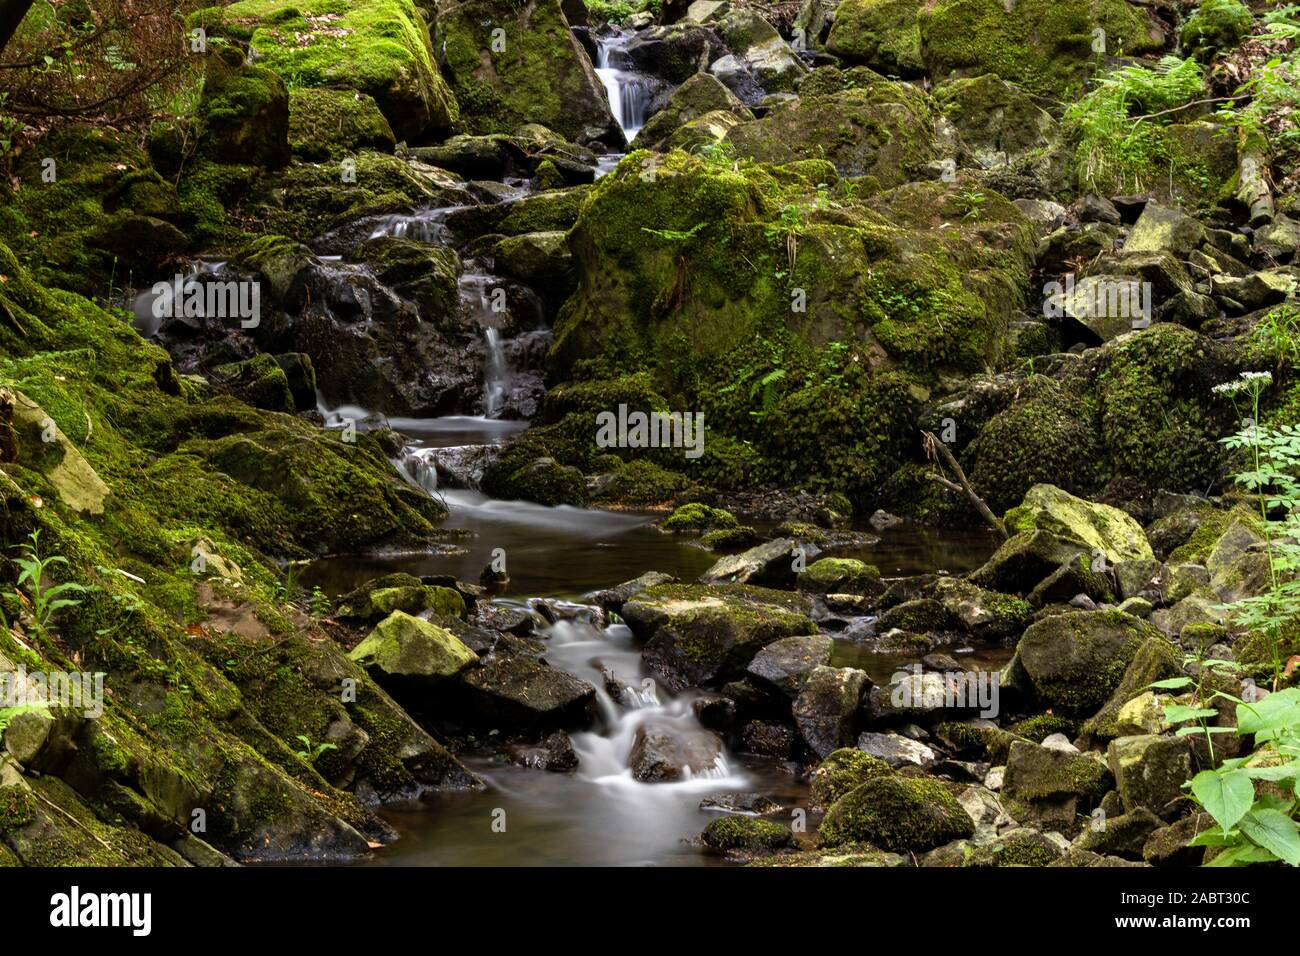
<box><xmin>129</xmin><ymin>27</ymin><xmax>1003</xmax><ymax>866</ymax></box>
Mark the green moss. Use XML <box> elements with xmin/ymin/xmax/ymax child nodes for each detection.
<box><xmin>819</xmin><ymin>775</ymin><xmax>974</xmax><ymax>851</ymax></box>
<box><xmin>1180</xmin><ymin>0</ymin><xmax>1253</xmax><ymax>61</ymax></box>
<box><xmin>825</xmin><ymin>0</ymin><xmax>924</xmax><ymax>76</ymax></box>
<box><xmin>799</xmin><ymin>557</ymin><xmax>881</xmax><ymax>593</ymax></box>
<box><xmin>1007</xmin><ymin>713</ymin><xmax>1078</xmax><ymax>743</ymax></box>
<box><xmin>810</xmin><ymin>748</ymin><xmax>893</xmax><ymax>807</ymax></box>
<box><xmin>662</xmin><ymin>502</ymin><xmax>740</xmax><ymax>533</ymax></box>
<box><xmin>701</xmin><ymin>815</ymin><xmax>795</xmax><ymax>851</ymax></box>
<box><xmin>288</xmin><ymin>88</ymin><xmax>396</xmax><ymax>160</ymax></box>
<box><xmin>919</xmin><ymin>0</ymin><xmax>1163</xmax><ymax>100</ymax></box>
<box><xmin>211</xmin><ymin>0</ymin><xmax>458</xmax><ymax>139</ymax></box>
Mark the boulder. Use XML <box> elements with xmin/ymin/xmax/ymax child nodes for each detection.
<box><xmin>745</xmin><ymin>634</ymin><xmax>835</xmax><ymax>697</ymax></box>
<box><xmin>826</xmin><ymin>0</ymin><xmax>923</xmax><ymax>76</ymax></box>
<box><xmin>623</xmin><ymin>583</ymin><xmax>815</xmax><ymax>690</ymax></box>
<box><xmin>968</xmin><ymin>530</ymin><xmax>1086</xmax><ymax>594</ymax></box>
<box><xmin>1107</xmin><ymin>735</ymin><xmax>1193</xmax><ymax>819</ymax></box>
<box><xmin>797</xmin><ymin>557</ymin><xmax>882</xmax><ymax>595</ymax></box>
<box><xmin>459</xmin><ymin>656</ymin><xmax>597</xmax><ymax>729</ymax></box>
<box><xmin>699</xmin><ymin>537</ymin><xmax>802</xmax><ymax>587</ymax></box>
<box><xmin>793</xmin><ymin>666</ymin><xmax>869</xmax><ymax>757</ymax></box>
<box><xmin>637</xmin><ymin>73</ymin><xmax>753</xmax><ymax>149</ymax></box>
<box><xmin>1004</xmin><ymin>484</ymin><xmax>1155</xmax><ymax>563</ymax></box>
<box><xmin>809</xmin><ymin>747</ymin><xmax>894</xmax><ymax>808</ymax></box>
<box><xmin>348</xmin><ymin>611</ymin><xmax>478</xmax><ymax>684</ymax></box>
<box><xmin>1124</xmin><ymin>202</ymin><xmax>1207</xmax><ymax>257</ymax></box>
<box><xmin>819</xmin><ymin>775</ymin><xmax>974</xmax><ymax>851</ymax></box>
<box><xmin>629</xmin><ymin>724</ymin><xmax>724</xmax><ymax>781</ymax></box>
<box><xmin>1015</xmin><ymin>610</ymin><xmax>1155</xmax><ymax>713</ymax></box>
<box><xmin>700</xmin><ymin>816</ymin><xmax>795</xmax><ymax>852</ymax></box>
<box><xmin>197</xmin><ymin>52</ymin><xmax>290</xmax><ymax>170</ymax></box>
<box><xmin>287</xmin><ymin>89</ymin><xmax>395</xmax><ymax>161</ymax></box>
<box><xmin>856</xmin><ymin>730</ymin><xmax>937</xmax><ymax>769</ymax></box>
<box><xmin>436</xmin><ymin>0</ymin><xmax>618</xmax><ymax>142</ymax></box>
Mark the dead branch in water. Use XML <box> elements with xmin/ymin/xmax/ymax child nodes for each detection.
<box><xmin>922</xmin><ymin>430</ymin><xmax>1008</xmax><ymax>541</ymax></box>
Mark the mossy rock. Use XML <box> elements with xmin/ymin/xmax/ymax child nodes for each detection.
<box><xmin>637</xmin><ymin>73</ymin><xmax>753</xmax><ymax>149</ymax></box>
<box><xmin>348</xmin><ymin>611</ymin><xmax>478</xmax><ymax>682</ymax></box>
<box><xmin>1002</xmin><ymin>740</ymin><xmax>1114</xmax><ymax>804</ymax></box>
<box><xmin>1180</xmin><ymin>0</ymin><xmax>1253</xmax><ymax>62</ymax></box>
<box><xmin>213</xmin><ymin>0</ymin><xmax>458</xmax><ymax>140</ymax></box>
<box><xmin>1004</xmin><ymin>483</ymin><xmax>1154</xmax><ymax>563</ymax></box>
<box><xmin>725</xmin><ymin>83</ymin><xmax>938</xmax><ymax>183</ymax></box>
<box><xmin>198</xmin><ymin>52</ymin><xmax>291</xmax><ymax>170</ymax></box>
<box><xmin>819</xmin><ymin>775</ymin><xmax>974</xmax><ymax>851</ymax></box>
<box><xmin>825</xmin><ymin>0</ymin><xmax>924</xmax><ymax>77</ymax></box>
<box><xmin>809</xmin><ymin>747</ymin><xmax>894</xmax><ymax>808</ymax></box>
<box><xmin>798</xmin><ymin>557</ymin><xmax>881</xmax><ymax>594</ymax></box>
<box><xmin>919</xmin><ymin>0</ymin><xmax>1164</xmax><ymax>100</ymax></box>
<box><xmin>434</xmin><ymin>0</ymin><xmax>616</xmax><ymax>141</ymax></box>
<box><xmin>701</xmin><ymin>815</ymin><xmax>795</xmax><ymax>852</ymax></box>
<box><xmin>288</xmin><ymin>88</ymin><xmax>397</xmax><ymax>161</ymax></box>
<box><xmin>1016</xmin><ymin>610</ymin><xmax>1157</xmax><ymax>713</ymax></box>
<box><xmin>210</xmin><ymin>354</ymin><xmax>295</xmax><ymax>414</ymax></box>
<box><xmin>662</xmin><ymin>502</ymin><xmax>740</xmax><ymax>532</ymax></box>
<box><xmin>622</xmin><ymin>582</ymin><xmax>815</xmax><ymax>689</ymax></box>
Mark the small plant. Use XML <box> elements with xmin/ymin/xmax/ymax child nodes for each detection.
<box><xmin>1254</xmin><ymin>305</ymin><xmax>1300</xmax><ymax>370</ymax></box>
<box><xmin>694</xmin><ymin>140</ymin><xmax>736</xmax><ymax>169</ymax></box>
<box><xmin>274</xmin><ymin>560</ymin><xmax>308</xmax><ymax>606</ymax></box>
<box><xmin>308</xmin><ymin>586</ymin><xmax>331</xmax><ymax>625</ymax></box>
<box><xmin>2</xmin><ymin>530</ymin><xmax>93</xmax><ymax>640</ymax></box>
<box><xmin>954</xmin><ymin>189</ymin><xmax>986</xmax><ymax>220</ymax></box>
<box><xmin>1181</xmin><ymin>687</ymin><xmax>1300</xmax><ymax>866</ymax></box>
<box><xmin>294</xmin><ymin>734</ymin><xmax>338</xmax><ymax>764</ymax></box>
<box><xmin>1213</xmin><ymin>371</ymin><xmax>1299</xmax><ymax>691</ymax></box>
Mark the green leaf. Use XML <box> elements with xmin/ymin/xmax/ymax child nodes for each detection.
<box><xmin>1164</xmin><ymin>704</ymin><xmax>1218</xmax><ymax>724</ymax></box>
<box><xmin>1237</xmin><ymin>689</ymin><xmax>1300</xmax><ymax>738</ymax></box>
<box><xmin>1238</xmin><ymin>808</ymin><xmax>1300</xmax><ymax>865</ymax></box>
<box><xmin>1148</xmin><ymin>677</ymin><xmax>1194</xmax><ymax>690</ymax></box>
<box><xmin>1205</xmin><ymin>841</ymin><xmax>1278</xmax><ymax>867</ymax></box>
<box><xmin>1191</xmin><ymin>770</ymin><xmax>1255</xmax><ymax>833</ymax></box>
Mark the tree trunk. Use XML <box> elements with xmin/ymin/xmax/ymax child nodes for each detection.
<box><xmin>0</xmin><ymin>0</ymin><xmax>37</xmax><ymax>61</ymax></box>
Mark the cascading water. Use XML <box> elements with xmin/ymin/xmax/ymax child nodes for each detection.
<box><xmin>595</xmin><ymin>33</ymin><xmax>651</xmax><ymax>141</ymax></box>
<box><xmin>483</xmin><ymin>327</ymin><xmax>509</xmax><ymax>418</ymax></box>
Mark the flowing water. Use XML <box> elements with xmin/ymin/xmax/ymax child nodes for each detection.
<box><xmin>595</xmin><ymin>32</ymin><xmax>653</xmax><ymax>142</ymax></box>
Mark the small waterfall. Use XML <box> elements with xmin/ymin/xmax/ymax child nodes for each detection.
<box><xmin>595</xmin><ymin>34</ymin><xmax>650</xmax><ymax>141</ymax></box>
<box><xmin>483</xmin><ymin>326</ymin><xmax>509</xmax><ymax>418</ymax></box>
<box><xmin>541</xmin><ymin>618</ymin><xmax>745</xmax><ymax>789</ymax></box>
<box><xmin>367</xmin><ymin>205</ymin><xmax>465</xmax><ymax>244</ymax></box>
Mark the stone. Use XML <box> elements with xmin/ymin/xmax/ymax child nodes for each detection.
<box><xmin>1004</xmin><ymin>484</ymin><xmax>1154</xmax><ymax>563</ymax></box>
<box><xmin>856</xmin><ymin>730</ymin><xmax>937</xmax><ymax>769</ymax></box>
<box><xmin>1124</xmin><ymin>202</ymin><xmax>1207</xmax><ymax>257</ymax></box>
<box><xmin>793</xmin><ymin>666</ymin><xmax>868</xmax><ymax>758</ymax></box>
<box><xmin>745</xmin><ymin>634</ymin><xmax>834</xmax><ymax>698</ymax></box>
<box><xmin>630</xmin><ymin>724</ymin><xmax>724</xmax><ymax>781</ymax></box>
<box><xmin>699</xmin><ymin>537</ymin><xmax>802</xmax><ymax>588</ymax></box>
<box><xmin>459</xmin><ymin>655</ymin><xmax>597</xmax><ymax>729</ymax></box>
<box><xmin>1016</xmin><ymin>610</ymin><xmax>1155</xmax><ymax>713</ymax></box>
<box><xmin>348</xmin><ymin>611</ymin><xmax>477</xmax><ymax>683</ymax></box>
<box><xmin>818</xmin><ymin>775</ymin><xmax>974</xmax><ymax>851</ymax></box>
<box><xmin>1107</xmin><ymin>734</ymin><xmax>1192</xmax><ymax>819</ymax></box>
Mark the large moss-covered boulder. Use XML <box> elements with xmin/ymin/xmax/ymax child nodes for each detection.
<box><xmin>715</xmin><ymin>7</ymin><xmax>807</xmax><ymax>92</ymax></box>
<box><xmin>637</xmin><ymin>73</ymin><xmax>754</xmax><ymax>149</ymax></box>
<box><xmin>198</xmin><ymin>51</ymin><xmax>291</xmax><ymax>170</ymax></box>
<box><xmin>622</xmin><ymin>583</ymin><xmax>816</xmax><ymax>690</ymax></box>
<box><xmin>819</xmin><ymin>775</ymin><xmax>974</xmax><ymax>851</ymax></box>
<box><xmin>825</xmin><ymin>0</ymin><xmax>924</xmax><ymax>76</ymax></box>
<box><xmin>435</xmin><ymin>0</ymin><xmax>618</xmax><ymax>142</ymax></box>
<box><xmin>288</xmin><ymin>89</ymin><xmax>397</xmax><ymax>161</ymax></box>
<box><xmin>797</xmin><ymin>557</ymin><xmax>882</xmax><ymax>594</ymax></box>
<box><xmin>724</xmin><ymin>82</ymin><xmax>938</xmax><ymax>182</ymax></box>
<box><xmin>918</xmin><ymin>0</ymin><xmax>1165</xmax><ymax>99</ymax></box>
<box><xmin>1015</xmin><ymin>610</ymin><xmax>1157</xmax><ymax>713</ymax></box>
<box><xmin>1004</xmin><ymin>483</ymin><xmax>1154</xmax><ymax>563</ymax></box>
<box><xmin>211</xmin><ymin>0</ymin><xmax>458</xmax><ymax>140</ymax></box>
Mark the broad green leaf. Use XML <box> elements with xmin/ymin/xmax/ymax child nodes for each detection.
<box><xmin>1164</xmin><ymin>704</ymin><xmax>1218</xmax><ymax>723</ymax></box>
<box><xmin>1205</xmin><ymin>841</ymin><xmax>1278</xmax><ymax>866</ymax></box>
<box><xmin>1237</xmin><ymin>689</ymin><xmax>1300</xmax><ymax>737</ymax></box>
<box><xmin>1239</xmin><ymin>809</ymin><xmax>1300</xmax><ymax>866</ymax></box>
<box><xmin>1148</xmin><ymin>677</ymin><xmax>1194</xmax><ymax>690</ymax></box>
<box><xmin>1191</xmin><ymin>770</ymin><xmax>1254</xmax><ymax>833</ymax></box>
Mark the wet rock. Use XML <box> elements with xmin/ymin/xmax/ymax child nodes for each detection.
<box><xmin>794</xmin><ymin>666</ymin><xmax>868</xmax><ymax>758</ymax></box>
<box><xmin>337</xmin><ymin>582</ymin><xmax>466</xmax><ymax>624</ymax></box>
<box><xmin>624</xmin><ymin>23</ymin><xmax>728</xmax><ymax>84</ymax></box>
<box><xmin>856</xmin><ymin>731</ymin><xmax>937</xmax><ymax>769</ymax></box>
<box><xmin>699</xmin><ymin>537</ymin><xmax>804</xmax><ymax>587</ymax></box>
<box><xmin>637</xmin><ymin>73</ymin><xmax>753</xmax><ymax>149</ymax></box>
<box><xmin>587</xmin><ymin>571</ymin><xmax>678</xmax><ymax>614</ymax></box>
<box><xmin>931</xmin><ymin>577</ymin><xmax>1029</xmax><ymax>639</ymax></box>
<box><xmin>966</xmin><ymin>827</ymin><xmax>1068</xmax><ymax>866</ymax></box>
<box><xmin>745</xmin><ymin>634</ymin><xmax>834</xmax><ymax>698</ymax></box>
<box><xmin>699</xmin><ymin>792</ymin><xmax>782</xmax><ymax>815</ymax></box>
<box><xmin>741</xmin><ymin>720</ymin><xmax>799</xmax><ymax>758</ymax></box>
<box><xmin>459</xmin><ymin>656</ymin><xmax>597</xmax><ymax>730</ymax></box>
<box><xmin>348</xmin><ymin>612</ymin><xmax>478</xmax><ymax>685</ymax></box>
<box><xmin>623</xmin><ymin>583</ymin><xmax>815</xmax><ymax>690</ymax></box>
<box><xmin>629</xmin><ymin>724</ymin><xmax>724</xmax><ymax>781</ymax></box>
<box><xmin>1027</xmin><ymin>555</ymin><xmax>1114</xmax><ymax>607</ymax></box>
<box><xmin>819</xmin><ymin>775</ymin><xmax>974</xmax><ymax>852</ymax></box>
<box><xmin>715</xmin><ymin>7</ymin><xmax>807</xmax><ymax>92</ymax></box>
<box><xmin>1082</xmin><ymin>635</ymin><xmax>1183</xmax><ymax>739</ymax></box>
<box><xmin>512</xmin><ymin>731</ymin><xmax>579</xmax><ymax>772</ymax></box>
<box><xmin>691</xmin><ymin>695</ymin><xmax>738</xmax><ymax>733</ymax></box>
